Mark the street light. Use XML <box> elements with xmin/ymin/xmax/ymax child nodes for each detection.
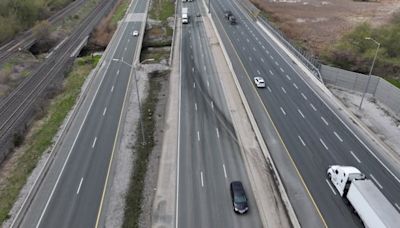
<box><xmin>359</xmin><ymin>37</ymin><xmax>380</xmax><ymax>110</ymax></box>
<box><xmin>112</xmin><ymin>58</ymin><xmax>145</xmax><ymax>144</ymax></box>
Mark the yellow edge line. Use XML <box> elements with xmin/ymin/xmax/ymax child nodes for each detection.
<box><xmin>94</xmin><ymin>64</ymin><xmax>134</xmax><ymax>228</ymax></box>
<box><xmin>213</xmin><ymin>6</ymin><xmax>328</xmax><ymax>227</ymax></box>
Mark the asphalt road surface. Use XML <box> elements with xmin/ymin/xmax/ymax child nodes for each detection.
<box><xmin>14</xmin><ymin>0</ymin><xmax>148</xmax><ymax>227</ymax></box>
<box><xmin>176</xmin><ymin>1</ymin><xmax>262</xmax><ymax>227</ymax></box>
<box><xmin>210</xmin><ymin>0</ymin><xmax>400</xmax><ymax>227</ymax></box>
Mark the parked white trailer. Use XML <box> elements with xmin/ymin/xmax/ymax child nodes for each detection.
<box><xmin>327</xmin><ymin>165</ymin><xmax>400</xmax><ymax>228</ymax></box>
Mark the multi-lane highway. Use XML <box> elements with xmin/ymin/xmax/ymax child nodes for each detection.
<box><xmin>176</xmin><ymin>0</ymin><xmax>262</xmax><ymax>227</ymax></box>
<box><xmin>11</xmin><ymin>0</ymin><xmax>148</xmax><ymax>227</ymax></box>
<box><xmin>209</xmin><ymin>0</ymin><xmax>400</xmax><ymax>227</ymax></box>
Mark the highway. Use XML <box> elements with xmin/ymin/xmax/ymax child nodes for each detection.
<box><xmin>209</xmin><ymin>0</ymin><xmax>400</xmax><ymax>227</ymax></box>
<box><xmin>176</xmin><ymin>0</ymin><xmax>262</xmax><ymax>227</ymax></box>
<box><xmin>12</xmin><ymin>0</ymin><xmax>148</xmax><ymax>227</ymax></box>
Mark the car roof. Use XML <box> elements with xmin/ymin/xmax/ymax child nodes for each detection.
<box><xmin>254</xmin><ymin>77</ymin><xmax>264</xmax><ymax>81</ymax></box>
<box><xmin>231</xmin><ymin>181</ymin><xmax>244</xmax><ymax>190</ymax></box>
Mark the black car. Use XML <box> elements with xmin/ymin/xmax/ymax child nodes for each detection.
<box><xmin>230</xmin><ymin>181</ymin><xmax>249</xmax><ymax>214</ymax></box>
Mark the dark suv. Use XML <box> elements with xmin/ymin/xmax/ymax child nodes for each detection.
<box><xmin>230</xmin><ymin>181</ymin><xmax>249</xmax><ymax>214</ymax></box>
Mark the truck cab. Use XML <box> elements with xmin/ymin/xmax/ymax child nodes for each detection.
<box><xmin>327</xmin><ymin>165</ymin><xmax>365</xmax><ymax>196</ymax></box>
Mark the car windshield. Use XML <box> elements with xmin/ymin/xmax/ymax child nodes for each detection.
<box><xmin>234</xmin><ymin>194</ymin><xmax>247</xmax><ymax>203</ymax></box>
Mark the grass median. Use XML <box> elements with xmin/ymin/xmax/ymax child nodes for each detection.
<box><xmin>122</xmin><ymin>70</ymin><xmax>169</xmax><ymax>228</ymax></box>
<box><xmin>0</xmin><ymin>55</ymin><xmax>100</xmax><ymax>223</ymax></box>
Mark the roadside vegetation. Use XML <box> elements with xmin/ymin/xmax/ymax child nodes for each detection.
<box><xmin>322</xmin><ymin>12</ymin><xmax>400</xmax><ymax>85</ymax></box>
<box><xmin>141</xmin><ymin>0</ymin><xmax>175</xmax><ymax>63</ymax></box>
<box><xmin>0</xmin><ymin>54</ymin><xmax>100</xmax><ymax>224</ymax></box>
<box><xmin>0</xmin><ymin>0</ymin><xmax>73</xmax><ymax>44</ymax></box>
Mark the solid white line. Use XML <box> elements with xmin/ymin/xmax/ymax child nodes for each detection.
<box><xmin>102</xmin><ymin>107</ymin><xmax>107</xmax><ymax>116</ymax></box>
<box><xmin>298</xmin><ymin>109</ymin><xmax>305</xmax><ymax>118</ymax></box>
<box><xmin>310</xmin><ymin>103</ymin><xmax>317</xmax><ymax>111</ymax></box>
<box><xmin>281</xmin><ymin>87</ymin><xmax>286</xmax><ymax>94</ymax></box>
<box><xmin>280</xmin><ymin>107</ymin><xmax>286</xmax><ymax>115</ymax></box>
<box><xmin>320</xmin><ymin>138</ymin><xmax>328</xmax><ymax>150</ymax></box>
<box><xmin>197</xmin><ymin>131</ymin><xmax>200</xmax><ymax>141</ymax></box>
<box><xmin>195</xmin><ymin>103</ymin><xmax>197</xmax><ymax>111</ymax></box>
<box><xmin>334</xmin><ymin>131</ymin><xmax>343</xmax><ymax>142</ymax></box>
<box><xmin>280</xmin><ymin>67</ymin><xmax>284</xmax><ymax>72</ymax></box>
<box><xmin>321</xmin><ymin>116</ymin><xmax>329</xmax><ymax>126</ymax></box>
<box><xmin>201</xmin><ymin>172</ymin><xmax>204</xmax><ymax>187</ymax></box>
<box><xmin>325</xmin><ymin>179</ymin><xmax>337</xmax><ymax>195</ymax></box>
<box><xmin>293</xmin><ymin>83</ymin><xmax>298</xmax><ymax>89</ymax></box>
<box><xmin>111</xmin><ymin>86</ymin><xmax>114</xmax><ymax>92</ymax></box>
<box><xmin>395</xmin><ymin>203</ymin><xmax>400</xmax><ymax>211</ymax></box>
<box><xmin>193</xmin><ymin>83</ymin><xmax>196</xmax><ymax>88</ymax></box>
<box><xmin>301</xmin><ymin>93</ymin><xmax>308</xmax><ymax>100</ymax></box>
<box><xmin>223</xmin><ymin>164</ymin><xmax>227</xmax><ymax>178</ymax></box>
<box><xmin>211</xmin><ymin>101</ymin><xmax>214</xmax><ymax>109</ymax></box>
<box><xmin>92</xmin><ymin>137</ymin><xmax>97</xmax><ymax>148</ymax></box>
<box><xmin>370</xmin><ymin>174</ymin><xmax>383</xmax><ymax>189</ymax></box>
<box><xmin>267</xmin><ymin>86</ymin><xmax>272</xmax><ymax>92</ymax></box>
<box><xmin>77</xmin><ymin>178</ymin><xmax>83</xmax><ymax>194</ymax></box>
<box><xmin>261</xmin><ymin>58</ymin><xmax>264</xmax><ymax>63</ymax></box>
<box><xmin>350</xmin><ymin>151</ymin><xmax>361</xmax><ymax>163</ymax></box>
<box><xmin>216</xmin><ymin>128</ymin><xmax>220</xmax><ymax>138</ymax></box>
<box><xmin>286</xmin><ymin>75</ymin><xmax>291</xmax><ymax>80</ymax></box>
<box><xmin>269</xmin><ymin>70</ymin><xmax>274</xmax><ymax>75</ymax></box>
<box><xmin>257</xmin><ymin>70</ymin><xmax>261</xmax><ymax>75</ymax></box>
<box><xmin>298</xmin><ymin>135</ymin><xmax>306</xmax><ymax>146</ymax></box>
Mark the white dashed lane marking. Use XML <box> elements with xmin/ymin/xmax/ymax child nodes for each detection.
<box><xmin>280</xmin><ymin>107</ymin><xmax>286</xmax><ymax>115</ymax></box>
<box><xmin>350</xmin><ymin>151</ymin><xmax>361</xmax><ymax>163</ymax></box>
<box><xmin>370</xmin><ymin>174</ymin><xmax>383</xmax><ymax>189</ymax></box>
<box><xmin>298</xmin><ymin>135</ymin><xmax>306</xmax><ymax>146</ymax></box>
<box><xmin>321</xmin><ymin>116</ymin><xmax>329</xmax><ymax>126</ymax></box>
<box><xmin>334</xmin><ymin>131</ymin><xmax>343</xmax><ymax>142</ymax></box>
<box><xmin>320</xmin><ymin>138</ymin><xmax>328</xmax><ymax>150</ymax></box>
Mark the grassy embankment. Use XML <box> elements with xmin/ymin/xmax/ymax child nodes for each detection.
<box><xmin>0</xmin><ymin>55</ymin><xmax>100</xmax><ymax>223</ymax></box>
<box><xmin>122</xmin><ymin>0</ymin><xmax>174</xmax><ymax>227</ymax></box>
<box><xmin>322</xmin><ymin>12</ymin><xmax>400</xmax><ymax>87</ymax></box>
<box><xmin>0</xmin><ymin>0</ymin><xmax>73</xmax><ymax>44</ymax></box>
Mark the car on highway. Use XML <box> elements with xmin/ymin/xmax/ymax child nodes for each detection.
<box><xmin>230</xmin><ymin>181</ymin><xmax>249</xmax><ymax>214</ymax></box>
<box><xmin>133</xmin><ymin>30</ymin><xmax>139</xmax><ymax>36</ymax></box>
<box><xmin>254</xmin><ymin>77</ymin><xmax>265</xmax><ymax>88</ymax></box>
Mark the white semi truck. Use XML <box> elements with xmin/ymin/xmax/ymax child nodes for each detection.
<box><xmin>327</xmin><ymin>165</ymin><xmax>400</xmax><ymax>228</ymax></box>
<box><xmin>182</xmin><ymin>7</ymin><xmax>189</xmax><ymax>24</ymax></box>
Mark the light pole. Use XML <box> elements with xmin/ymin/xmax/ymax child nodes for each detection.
<box><xmin>359</xmin><ymin>37</ymin><xmax>380</xmax><ymax>110</ymax></box>
<box><xmin>112</xmin><ymin>58</ymin><xmax>146</xmax><ymax>144</ymax></box>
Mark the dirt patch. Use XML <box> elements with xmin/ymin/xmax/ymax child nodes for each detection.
<box><xmin>252</xmin><ymin>0</ymin><xmax>400</xmax><ymax>54</ymax></box>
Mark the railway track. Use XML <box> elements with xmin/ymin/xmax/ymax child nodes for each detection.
<box><xmin>0</xmin><ymin>0</ymin><xmax>118</xmax><ymax>162</ymax></box>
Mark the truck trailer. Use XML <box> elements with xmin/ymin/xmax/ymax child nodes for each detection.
<box><xmin>182</xmin><ymin>7</ymin><xmax>189</xmax><ymax>24</ymax></box>
<box><xmin>327</xmin><ymin>165</ymin><xmax>400</xmax><ymax>228</ymax></box>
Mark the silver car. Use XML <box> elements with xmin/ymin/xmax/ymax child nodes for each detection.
<box><xmin>254</xmin><ymin>77</ymin><xmax>265</xmax><ymax>88</ymax></box>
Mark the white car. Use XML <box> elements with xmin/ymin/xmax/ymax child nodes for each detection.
<box><xmin>254</xmin><ymin>77</ymin><xmax>265</xmax><ymax>88</ymax></box>
<box><xmin>133</xmin><ymin>30</ymin><xmax>139</xmax><ymax>36</ymax></box>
